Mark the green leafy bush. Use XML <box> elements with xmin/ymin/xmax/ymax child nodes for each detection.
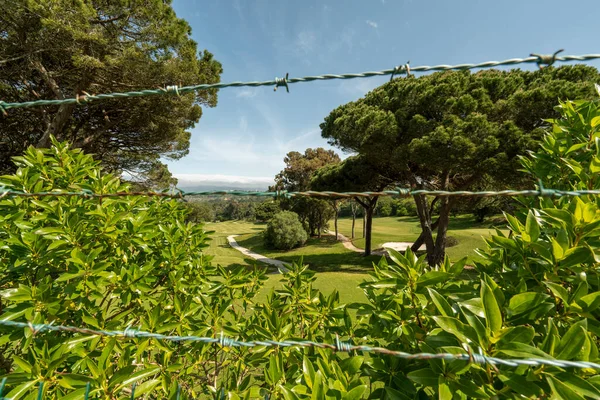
<box><xmin>254</xmin><ymin>200</ymin><xmax>281</xmax><ymax>222</ymax></box>
<box><xmin>264</xmin><ymin>211</ymin><xmax>308</xmax><ymax>250</ymax></box>
<box><xmin>0</xmin><ymin>139</ymin><xmax>268</xmax><ymax>399</ymax></box>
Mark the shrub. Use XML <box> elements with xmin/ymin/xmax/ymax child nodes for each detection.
<box><xmin>184</xmin><ymin>200</ymin><xmax>215</xmax><ymax>222</ymax></box>
<box><xmin>0</xmin><ymin>139</ymin><xmax>267</xmax><ymax>398</ymax></box>
<box><xmin>254</xmin><ymin>200</ymin><xmax>281</xmax><ymax>222</ymax></box>
<box><xmin>264</xmin><ymin>211</ymin><xmax>308</xmax><ymax>250</ymax></box>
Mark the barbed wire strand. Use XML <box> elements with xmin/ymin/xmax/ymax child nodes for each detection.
<box><xmin>1</xmin><ymin>320</ymin><xmax>599</xmax><ymax>371</ymax></box>
<box><xmin>1</xmin><ymin>185</ymin><xmax>599</xmax><ymax>200</ymax></box>
<box><xmin>1</xmin><ymin>51</ymin><xmax>599</xmax><ymax>112</ymax></box>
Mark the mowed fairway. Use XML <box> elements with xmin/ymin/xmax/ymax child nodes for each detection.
<box><xmin>203</xmin><ymin>221</ymin><xmax>370</xmax><ymax>303</ymax></box>
<box><xmin>203</xmin><ymin>216</ymin><xmax>503</xmax><ymax>302</ymax></box>
<box><xmin>337</xmin><ymin>215</ymin><xmax>503</xmax><ymax>262</ymax></box>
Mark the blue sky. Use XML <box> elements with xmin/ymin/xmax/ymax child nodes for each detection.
<box><xmin>168</xmin><ymin>0</ymin><xmax>600</xmax><ymax>188</ymax></box>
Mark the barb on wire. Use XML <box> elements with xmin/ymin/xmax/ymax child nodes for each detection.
<box><xmin>1</xmin><ymin>51</ymin><xmax>599</xmax><ymax>112</ymax></box>
<box><xmin>0</xmin><ymin>185</ymin><xmax>599</xmax><ymax>200</ymax></box>
<box><xmin>2</xmin><ymin>319</ymin><xmax>600</xmax><ymax>371</ymax></box>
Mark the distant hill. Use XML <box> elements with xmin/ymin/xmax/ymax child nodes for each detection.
<box><xmin>174</xmin><ymin>174</ymin><xmax>272</xmax><ymax>192</ymax></box>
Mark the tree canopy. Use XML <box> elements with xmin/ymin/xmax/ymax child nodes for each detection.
<box><xmin>320</xmin><ymin>65</ymin><xmax>600</xmax><ymax>264</ymax></box>
<box><xmin>271</xmin><ymin>148</ymin><xmax>340</xmax><ymax>236</ymax></box>
<box><xmin>0</xmin><ymin>0</ymin><xmax>222</xmax><ymax>188</ymax></box>
<box><xmin>311</xmin><ymin>155</ymin><xmax>391</xmax><ymax>255</ymax></box>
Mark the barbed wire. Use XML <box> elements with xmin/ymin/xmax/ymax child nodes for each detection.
<box><xmin>1</xmin><ymin>185</ymin><xmax>599</xmax><ymax>200</ymax></box>
<box><xmin>1</xmin><ymin>50</ymin><xmax>599</xmax><ymax>113</ymax></box>
<box><xmin>0</xmin><ymin>319</ymin><xmax>598</xmax><ymax>371</ymax></box>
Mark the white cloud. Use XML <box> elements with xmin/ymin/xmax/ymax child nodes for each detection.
<box><xmin>366</xmin><ymin>20</ymin><xmax>378</xmax><ymax>29</ymax></box>
<box><xmin>236</xmin><ymin>89</ymin><xmax>258</xmax><ymax>98</ymax></box>
<box><xmin>295</xmin><ymin>31</ymin><xmax>316</xmax><ymax>54</ymax></box>
<box><xmin>175</xmin><ymin>173</ymin><xmax>273</xmax><ymax>186</ymax></box>
<box><xmin>239</xmin><ymin>116</ymin><xmax>248</xmax><ymax>132</ymax></box>
<box><xmin>337</xmin><ymin>77</ymin><xmax>386</xmax><ymax>96</ymax></box>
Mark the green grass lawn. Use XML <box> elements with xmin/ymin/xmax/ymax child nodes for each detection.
<box><xmin>203</xmin><ymin>215</ymin><xmax>503</xmax><ymax>303</ymax></box>
<box><xmin>336</xmin><ymin>215</ymin><xmax>503</xmax><ymax>262</ymax></box>
<box><xmin>203</xmin><ymin>220</ymin><xmax>370</xmax><ymax>302</ymax></box>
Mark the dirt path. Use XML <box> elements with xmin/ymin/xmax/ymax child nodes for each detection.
<box><xmin>227</xmin><ymin>235</ymin><xmax>289</xmax><ymax>273</ymax></box>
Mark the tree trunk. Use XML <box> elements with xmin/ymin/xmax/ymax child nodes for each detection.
<box><xmin>413</xmin><ymin>193</ymin><xmax>436</xmax><ymax>265</ymax></box>
<box><xmin>330</xmin><ymin>200</ymin><xmax>339</xmax><ymax>239</ymax></box>
<box><xmin>411</xmin><ymin>216</ymin><xmax>440</xmax><ymax>252</ymax></box>
<box><xmin>365</xmin><ymin>206</ymin><xmax>374</xmax><ymax>256</ymax></box>
<box><xmin>31</xmin><ymin>60</ymin><xmax>80</xmax><ymax>148</ymax></box>
<box><xmin>356</xmin><ymin>197</ymin><xmax>378</xmax><ymax>256</ymax></box>
<box><xmin>350</xmin><ymin>201</ymin><xmax>358</xmax><ymax>239</ymax></box>
<box><xmin>431</xmin><ymin>196</ymin><xmax>452</xmax><ymax>266</ymax></box>
<box><xmin>362</xmin><ymin>214</ymin><xmax>366</xmax><ymax>238</ymax></box>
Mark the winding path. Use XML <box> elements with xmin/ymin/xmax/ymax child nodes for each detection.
<box><xmin>227</xmin><ymin>231</ymin><xmax>424</xmax><ymax>271</ymax></box>
<box><xmin>329</xmin><ymin>231</ymin><xmax>425</xmax><ymax>255</ymax></box>
<box><xmin>227</xmin><ymin>235</ymin><xmax>289</xmax><ymax>273</ymax></box>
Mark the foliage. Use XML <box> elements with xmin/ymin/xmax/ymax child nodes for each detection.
<box><xmin>320</xmin><ymin>66</ymin><xmax>600</xmax><ymax>265</ymax></box>
<box><xmin>184</xmin><ymin>201</ymin><xmax>216</xmax><ymax>223</ymax></box>
<box><xmin>272</xmin><ymin>148</ymin><xmax>340</xmax><ymax>236</ymax></box>
<box><xmin>254</xmin><ymin>201</ymin><xmax>282</xmax><ymax>222</ymax></box>
<box><xmin>3</xmin><ymin>98</ymin><xmax>600</xmax><ymax>399</ymax></box>
<box><xmin>0</xmin><ymin>139</ymin><xmax>264</xmax><ymax>398</ymax></box>
<box><xmin>311</xmin><ymin>155</ymin><xmax>391</xmax><ymax>255</ymax></box>
<box><xmin>0</xmin><ymin>0</ymin><xmax>222</xmax><ymax>187</ymax></box>
<box><xmin>264</xmin><ymin>211</ymin><xmax>308</xmax><ymax>250</ymax></box>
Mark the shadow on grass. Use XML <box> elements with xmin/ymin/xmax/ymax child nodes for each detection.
<box><xmin>235</xmin><ymin>234</ymin><xmax>379</xmax><ymax>273</ymax></box>
<box><xmin>273</xmin><ymin>252</ymin><xmax>380</xmax><ymax>273</ymax></box>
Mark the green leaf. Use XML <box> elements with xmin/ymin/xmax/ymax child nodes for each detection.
<box><xmin>555</xmin><ymin>373</ymin><xmax>600</xmax><ymax>399</ymax></box>
<box><xmin>12</xmin><ymin>356</ymin><xmax>32</xmax><ymax>373</ymax></box>
<box><xmin>383</xmin><ymin>387</ymin><xmax>411</xmax><ymax>400</ymax></box>
<box><xmin>551</xmin><ymin>238</ymin><xmax>565</xmax><ymax>260</ymax></box>
<box><xmin>339</xmin><ymin>356</ymin><xmax>363</xmax><ymax>375</ymax></box>
<box><xmin>58</xmin><ymin>374</ymin><xmax>94</xmax><ymax>389</ymax></box>
<box><xmin>428</xmin><ymin>288</ymin><xmax>454</xmax><ymax>317</ymax></box>
<box><xmin>407</xmin><ymin>368</ymin><xmax>438</xmax><ymax>387</ymax></box>
<box><xmin>131</xmin><ymin>379</ymin><xmax>161</xmax><ymax>398</ymax></box>
<box><xmin>279</xmin><ymin>386</ymin><xmax>301</xmax><ymax>400</ymax></box>
<box><xmin>6</xmin><ymin>380</ymin><xmax>39</xmax><ymax>400</ymax></box>
<box><xmin>591</xmin><ymin>156</ymin><xmax>600</xmax><ymax>173</ymax></box>
<box><xmin>481</xmin><ymin>279</ymin><xmax>502</xmax><ymax>334</ymax></box>
<box><xmin>556</xmin><ymin>325</ymin><xmax>587</xmax><ymax>360</ymax></box>
<box><xmin>507</xmin><ymin>292</ymin><xmax>550</xmax><ymax>316</ymax></box>
<box><xmin>416</xmin><ymin>271</ymin><xmax>451</xmax><ymax>288</ymax></box>
<box><xmin>547</xmin><ymin>376</ymin><xmax>585</xmax><ymax>400</ymax></box>
<box><xmin>311</xmin><ymin>371</ymin><xmax>324</xmax><ymax>400</ymax></box>
<box><xmin>303</xmin><ymin>356</ymin><xmax>315</xmax><ymax>389</ymax></box>
<box><xmin>562</xmin><ymin>246</ymin><xmax>594</xmax><ymax>269</ymax></box>
<box><xmin>576</xmin><ymin>291</ymin><xmax>600</xmax><ymax>312</ymax></box>
<box><xmin>342</xmin><ymin>385</ymin><xmax>367</xmax><ymax>400</ymax></box>
<box><xmin>544</xmin><ymin>281</ymin><xmax>569</xmax><ymax>303</ymax></box>
<box><xmin>525</xmin><ymin>210</ymin><xmax>540</xmax><ymax>242</ymax></box>
<box><xmin>449</xmin><ymin>257</ymin><xmax>467</xmax><ymax>276</ymax></box>
<box><xmin>115</xmin><ymin>367</ymin><xmax>160</xmax><ymax>391</ymax></box>
<box><xmin>460</xmin><ymin>298</ymin><xmax>484</xmax><ymax>317</ymax></box>
<box><xmin>496</xmin><ymin>342</ymin><xmax>553</xmax><ymax>359</ymax></box>
<box><xmin>438</xmin><ymin>379</ymin><xmax>452</xmax><ymax>400</ymax></box>
<box><xmin>501</xmin><ymin>374</ymin><xmax>542</xmax><ymax>397</ymax></box>
<box><xmin>433</xmin><ymin>316</ymin><xmax>479</xmax><ymax>345</ymax></box>
<box><xmin>496</xmin><ymin>326</ymin><xmax>535</xmax><ymax>345</ymax></box>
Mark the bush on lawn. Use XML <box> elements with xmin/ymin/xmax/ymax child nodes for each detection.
<box><xmin>264</xmin><ymin>211</ymin><xmax>308</xmax><ymax>250</ymax></box>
